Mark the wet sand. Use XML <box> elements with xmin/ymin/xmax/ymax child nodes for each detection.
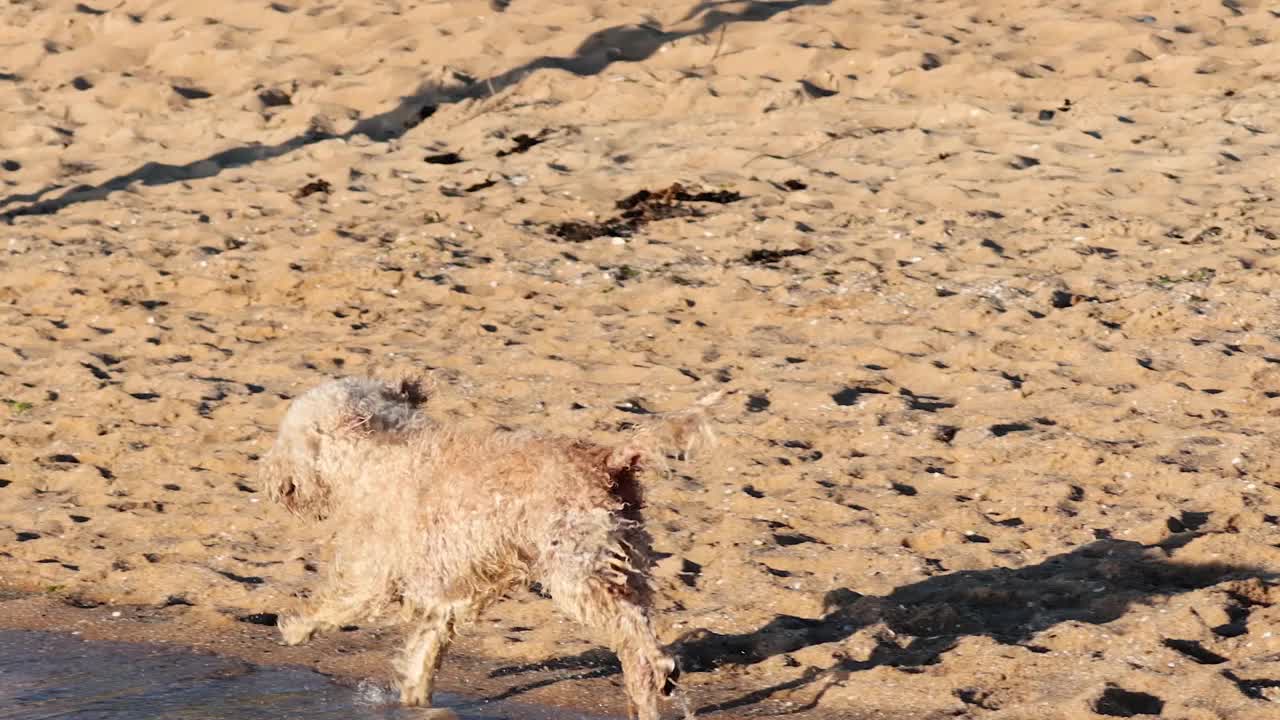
<box><xmin>3</xmin><ymin>1</ymin><xmax>1280</xmax><ymax>718</ymax></box>
<box><xmin>1</xmin><ymin>626</ymin><xmax>621</xmax><ymax>719</ymax></box>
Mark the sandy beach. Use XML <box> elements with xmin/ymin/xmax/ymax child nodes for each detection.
<box><xmin>3</xmin><ymin>1</ymin><xmax>1280</xmax><ymax>717</ymax></box>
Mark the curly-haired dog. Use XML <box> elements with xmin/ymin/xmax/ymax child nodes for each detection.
<box><xmin>259</xmin><ymin>375</ymin><xmax>718</xmax><ymax>720</ymax></box>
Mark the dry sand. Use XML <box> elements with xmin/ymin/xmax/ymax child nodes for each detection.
<box><xmin>3</xmin><ymin>0</ymin><xmax>1280</xmax><ymax>718</ymax></box>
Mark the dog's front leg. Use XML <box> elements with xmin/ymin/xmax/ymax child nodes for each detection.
<box><xmin>278</xmin><ymin>582</ymin><xmax>381</xmax><ymax>645</ymax></box>
<box><xmin>398</xmin><ymin>606</ymin><xmax>458</xmax><ymax>707</ymax></box>
<box><xmin>277</xmin><ymin>613</ymin><xmax>320</xmax><ymax>646</ymax></box>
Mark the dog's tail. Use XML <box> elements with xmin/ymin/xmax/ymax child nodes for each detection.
<box><xmin>607</xmin><ymin>390</ymin><xmax>725</xmax><ymax>472</ymax></box>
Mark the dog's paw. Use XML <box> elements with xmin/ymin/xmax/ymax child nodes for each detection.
<box><xmin>277</xmin><ymin>615</ymin><xmax>315</xmax><ymax>646</ymax></box>
<box><xmin>659</xmin><ymin>655</ymin><xmax>680</xmax><ymax>697</ymax></box>
<box><xmin>399</xmin><ymin>688</ymin><xmax>443</xmax><ymax>710</ymax></box>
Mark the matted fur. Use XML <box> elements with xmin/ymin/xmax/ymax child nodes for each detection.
<box><xmin>259</xmin><ymin>375</ymin><xmax>719</xmax><ymax>720</ymax></box>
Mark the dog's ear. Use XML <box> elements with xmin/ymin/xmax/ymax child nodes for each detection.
<box><xmin>260</xmin><ymin>430</ymin><xmax>331</xmax><ymax>520</ymax></box>
<box><xmin>260</xmin><ymin>449</ymin><xmax>298</xmax><ymax>512</ymax></box>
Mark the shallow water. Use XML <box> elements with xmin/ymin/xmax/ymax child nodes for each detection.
<box><xmin>0</xmin><ymin>630</ymin><xmax>616</xmax><ymax>720</ymax></box>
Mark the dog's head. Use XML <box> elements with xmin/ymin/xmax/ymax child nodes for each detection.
<box><xmin>259</xmin><ymin>374</ymin><xmax>430</xmax><ymax>520</ymax></box>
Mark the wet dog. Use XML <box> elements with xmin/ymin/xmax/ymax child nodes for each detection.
<box><xmin>260</xmin><ymin>374</ymin><xmax>718</xmax><ymax>719</ymax></box>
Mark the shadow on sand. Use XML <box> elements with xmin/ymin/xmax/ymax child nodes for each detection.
<box><xmin>0</xmin><ymin>0</ymin><xmax>832</xmax><ymax>222</ymax></box>
<box><xmin>486</xmin><ymin>536</ymin><xmax>1274</xmax><ymax>714</ymax></box>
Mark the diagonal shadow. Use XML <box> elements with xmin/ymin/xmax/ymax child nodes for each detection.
<box><xmin>0</xmin><ymin>0</ymin><xmax>833</xmax><ymax>222</ymax></box>
<box><xmin>483</xmin><ymin>536</ymin><xmax>1273</xmax><ymax>714</ymax></box>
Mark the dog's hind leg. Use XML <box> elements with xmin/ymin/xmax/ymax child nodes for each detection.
<box><xmin>541</xmin><ymin>545</ymin><xmax>675</xmax><ymax>720</ymax></box>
